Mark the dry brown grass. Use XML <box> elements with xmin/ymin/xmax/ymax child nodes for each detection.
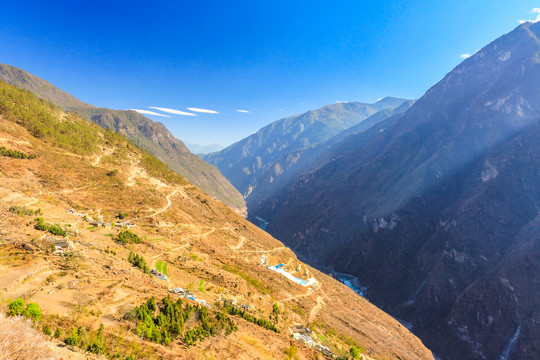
<box><xmin>0</xmin><ymin>313</ymin><xmax>53</xmax><ymax>360</ymax></box>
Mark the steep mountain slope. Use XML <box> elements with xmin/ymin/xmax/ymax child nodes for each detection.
<box><xmin>204</xmin><ymin>98</ymin><xmax>407</xmax><ymax>200</ymax></box>
<box><xmin>247</xmin><ymin>101</ymin><xmax>414</xmax><ymax>219</ymax></box>
<box><xmin>264</xmin><ymin>22</ymin><xmax>540</xmax><ymax>360</ymax></box>
<box><xmin>0</xmin><ymin>81</ymin><xmax>432</xmax><ymax>359</ymax></box>
<box><xmin>0</xmin><ymin>64</ymin><xmax>246</xmax><ymax>214</ymax></box>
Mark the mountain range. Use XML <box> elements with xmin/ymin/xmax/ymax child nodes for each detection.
<box><xmin>258</xmin><ymin>22</ymin><xmax>540</xmax><ymax>360</ymax></box>
<box><xmin>204</xmin><ymin>97</ymin><xmax>410</xmax><ymax>214</ymax></box>
<box><xmin>0</xmin><ymin>63</ymin><xmax>246</xmax><ymax>215</ymax></box>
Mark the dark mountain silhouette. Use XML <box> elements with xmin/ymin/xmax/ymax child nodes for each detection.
<box><xmin>263</xmin><ymin>22</ymin><xmax>540</xmax><ymax>360</ymax></box>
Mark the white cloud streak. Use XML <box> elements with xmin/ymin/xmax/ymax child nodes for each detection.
<box><xmin>235</xmin><ymin>110</ymin><xmax>250</xmax><ymax>113</ymax></box>
<box><xmin>149</xmin><ymin>107</ymin><xmax>197</xmax><ymax>116</ymax></box>
<box><xmin>519</xmin><ymin>8</ymin><xmax>540</xmax><ymax>23</ymax></box>
<box><xmin>460</xmin><ymin>53</ymin><xmax>472</xmax><ymax>59</ymax></box>
<box><xmin>187</xmin><ymin>107</ymin><xmax>220</xmax><ymax>114</ymax></box>
<box><xmin>130</xmin><ymin>109</ymin><xmax>170</xmax><ymax>117</ymax></box>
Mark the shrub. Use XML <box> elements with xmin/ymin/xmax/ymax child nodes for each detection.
<box><xmin>34</xmin><ymin>217</ymin><xmax>67</xmax><ymax>237</ymax></box>
<box><xmin>9</xmin><ymin>205</ymin><xmax>40</xmax><ymax>216</ymax></box>
<box><xmin>8</xmin><ymin>298</ymin><xmax>25</xmax><ymax>316</ymax></box>
<box><xmin>350</xmin><ymin>346</ymin><xmax>362</xmax><ymax>358</ymax></box>
<box><xmin>0</xmin><ymin>146</ymin><xmax>36</xmax><ymax>159</ymax></box>
<box><xmin>23</xmin><ymin>302</ymin><xmax>42</xmax><ymax>321</ymax></box>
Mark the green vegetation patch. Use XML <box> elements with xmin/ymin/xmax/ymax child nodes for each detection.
<box><xmin>0</xmin><ymin>145</ymin><xmax>36</xmax><ymax>159</ymax></box>
<box><xmin>8</xmin><ymin>298</ymin><xmax>42</xmax><ymax>321</ymax></box>
<box><xmin>9</xmin><ymin>205</ymin><xmax>41</xmax><ymax>216</ymax></box>
<box><xmin>115</xmin><ymin>230</ymin><xmax>141</xmax><ymax>245</ymax></box>
<box><xmin>140</xmin><ymin>153</ymin><xmax>187</xmax><ymax>185</ymax></box>
<box><xmin>34</xmin><ymin>217</ymin><xmax>67</xmax><ymax>237</ymax></box>
<box><xmin>222</xmin><ymin>303</ymin><xmax>279</xmax><ymax>333</ymax></box>
<box><xmin>198</xmin><ymin>280</ymin><xmax>205</xmax><ymax>293</ymax></box>
<box><xmin>129</xmin><ymin>296</ymin><xmax>237</xmax><ymax>347</ymax></box>
<box><xmin>128</xmin><ymin>250</ymin><xmax>149</xmax><ymax>273</ymax></box>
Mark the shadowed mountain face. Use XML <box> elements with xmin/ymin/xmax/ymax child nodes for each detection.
<box><xmin>263</xmin><ymin>22</ymin><xmax>540</xmax><ymax>360</ymax></box>
<box><xmin>0</xmin><ymin>64</ymin><xmax>246</xmax><ymax>214</ymax></box>
<box><xmin>203</xmin><ymin>98</ymin><xmax>407</xmax><ymax>211</ymax></box>
<box><xmin>247</xmin><ymin>101</ymin><xmax>415</xmax><ymax>219</ymax></box>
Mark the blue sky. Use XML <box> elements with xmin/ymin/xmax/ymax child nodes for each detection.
<box><xmin>1</xmin><ymin>1</ymin><xmax>538</xmax><ymax>147</ymax></box>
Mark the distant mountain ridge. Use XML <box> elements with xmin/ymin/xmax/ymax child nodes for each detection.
<box><xmin>263</xmin><ymin>22</ymin><xmax>540</xmax><ymax>360</ymax></box>
<box><xmin>204</xmin><ymin>97</ymin><xmax>408</xmax><ymax>209</ymax></box>
<box><xmin>184</xmin><ymin>142</ymin><xmax>225</xmax><ymax>155</ymax></box>
<box><xmin>0</xmin><ymin>63</ymin><xmax>246</xmax><ymax>214</ymax></box>
<box><xmin>246</xmin><ymin>101</ymin><xmax>415</xmax><ymax>218</ymax></box>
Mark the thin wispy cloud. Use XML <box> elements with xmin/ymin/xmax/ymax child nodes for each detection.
<box><xmin>235</xmin><ymin>110</ymin><xmax>250</xmax><ymax>113</ymax></box>
<box><xmin>149</xmin><ymin>107</ymin><xmax>197</xmax><ymax>116</ymax></box>
<box><xmin>519</xmin><ymin>8</ymin><xmax>540</xmax><ymax>23</ymax></box>
<box><xmin>187</xmin><ymin>107</ymin><xmax>220</xmax><ymax>114</ymax></box>
<box><xmin>460</xmin><ymin>53</ymin><xmax>472</xmax><ymax>59</ymax></box>
<box><xmin>130</xmin><ymin>109</ymin><xmax>170</xmax><ymax>117</ymax></box>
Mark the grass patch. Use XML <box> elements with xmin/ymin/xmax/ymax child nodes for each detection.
<box><xmin>155</xmin><ymin>261</ymin><xmax>169</xmax><ymax>277</ymax></box>
<box><xmin>317</xmin><ymin>333</ymin><xmax>329</xmax><ymax>343</ymax></box>
<box><xmin>104</xmin><ymin>234</ymin><xmax>114</xmax><ymax>237</ymax></box>
<box><xmin>86</xmin><ymin>226</ymin><xmax>98</xmax><ymax>230</ymax></box>
<box><xmin>198</xmin><ymin>280</ymin><xmax>205</xmax><ymax>293</ymax></box>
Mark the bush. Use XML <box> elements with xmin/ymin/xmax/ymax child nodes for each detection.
<box><xmin>8</xmin><ymin>298</ymin><xmax>25</xmax><ymax>316</ymax></box>
<box><xmin>350</xmin><ymin>346</ymin><xmax>362</xmax><ymax>358</ymax></box>
<box><xmin>0</xmin><ymin>146</ymin><xmax>36</xmax><ymax>159</ymax></box>
<box><xmin>23</xmin><ymin>302</ymin><xmax>42</xmax><ymax>321</ymax></box>
<box><xmin>34</xmin><ymin>217</ymin><xmax>67</xmax><ymax>237</ymax></box>
<box><xmin>64</xmin><ymin>327</ymin><xmax>79</xmax><ymax>346</ymax></box>
<box><xmin>9</xmin><ymin>205</ymin><xmax>40</xmax><ymax>216</ymax></box>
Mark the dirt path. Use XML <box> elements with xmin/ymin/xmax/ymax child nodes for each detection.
<box><xmin>280</xmin><ymin>289</ymin><xmax>315</xmax><ymax>303</ymax></box>
<box><xmin>232</xmin><ymin>236</ymin><xmax>245</xmax><ymax>251</ymax></box>
<box><xmin>309</xmin><ymin>295</ymin><xmax>325</xmax><ymax>322</ymax></box>
<box><xmin>0</xmin><ymin>137</ymin><xmax>31</xmax><ymax>145</ymax></box>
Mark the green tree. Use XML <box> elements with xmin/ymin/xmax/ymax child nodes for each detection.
<box><xmin>350</xmin><ymin>346</ymin><xmax>361</xmax><ymax>359</ymax></box>
<box><xmin>23</xmin><ymin>302</ymin><xmax>42</xmax><ymax>321</ymax></box>
<box><xmin>8</xmin><ymin>298</ymin><xmax>25</xmax><ymax>316</ymax></box>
